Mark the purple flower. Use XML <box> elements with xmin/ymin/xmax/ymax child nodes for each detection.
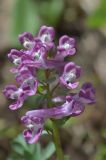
<box><xmin>66</xmin><ymin>82</ymin><xmax>96</xmax><ymax>106</ymax></box>
<box><xmin>60</xmin><ymin>62</ymin><xmax>82</xmax><ymax>89</ymax></box>
<box><xmin>21</xmin><ymin>77</ymin><xmax>38</xmax><ymax>96</ymax></box>
<box><xmin>8</xmin><ymin>49</ymin><xmax>34</xmax><ymax>74</ymax></box>
<box><xmin>15</xmin><ymin>67</ymin><xmax>36</xmax><ymax>84</ymax></box>
<box><xmin>38</xmin><ymin>25</ymin><xmax>55</xmax><ymax>49</ymax></box>
<box><xmin>21</xmin><ymin>115</ymin><xmax>44</xmax><ymax>144</ymax></box>
<box><xmin>3</xmin><ymin>85</ymin><xmax>26</xmax><ymax>110</ymax></box>
<box><xmin>21</xmin><ymin>95</ymin><xmax>85</xmax><ymax>144</ymax></box>
<box><xmin>79</xmin><ymin>82</ymin><xmax>96</xmax><ymax>104</ymax></box>
<box><xmin>3</xmin><ymin>69</ymin><xmax>38</xmax><ymax>110</ymax></box>
<box><xmin>14</xmin><ymin>66</ymin><xmax>38</xmax><ymax>96</ymax></box>
<box><xmin>58</xmin><ymin>35</ymin><xmax>76</xmax><ymax>54</ymax></box>
<box><xmin>21</xmin><ymin>45</ymin><xmax>65</xmax><ymax>69</ymax></box>
<box><xmin>18</xmin><ymin>37</ymin><xmax>52</xmax><ymax>69</ymax></box>
<box><xmin>9</xmin><ymin>27</ymin><xmax>65</xmax><ymax>71</ymax></box>
<box><xmin>21</xmin><ymin>82</ymin><xmax>96</xmax><ymax>144</ymax></box>
<box><xmin>19</xmin><ymin>32</ymin><xmax>35</xmax><ymax>49</ymax></box>
<box><xmin>55</xmin><ymin>35</ymin><xmax>76</xmax><ymax>61</ymax></box>
<box><xmin>8</xmin><ymin>49</ymin><xmax>23</xmax><ymax>66</ymax></box>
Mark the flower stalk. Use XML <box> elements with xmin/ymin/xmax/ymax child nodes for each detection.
<box><xmin>45</xmin><ymin>70</ymin><xmax>64</xmax><ymax>160</ymax></box>
<box><xmin>52</xmin><ymin>120</ymin><xmax>64</xmax><ymax>160</ymax></box>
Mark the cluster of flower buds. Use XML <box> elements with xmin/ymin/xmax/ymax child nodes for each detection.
<box><xmin>3</xmin><ymin>26</ymin><xmax>95</xmax><ymax>144</ymax></box>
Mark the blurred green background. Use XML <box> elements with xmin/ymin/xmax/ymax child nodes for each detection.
<box><xmin>0</xmin><ymin>0</ymin><xmax>106</xmax><ymax>159</ymax></box>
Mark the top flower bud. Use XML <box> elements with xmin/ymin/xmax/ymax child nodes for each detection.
<box><xmin>57</xmin><ymin>35</ymin><xmax>76</xmax><ymax>56</ymax></box>
<box><xmin>38</xmin><ymin>26</ymin><xmax>55</xmax><ymax>43</ymax></box>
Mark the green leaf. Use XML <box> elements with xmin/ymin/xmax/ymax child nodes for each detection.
<box><xmin>32</xmin><ymin>143</ymin><xmax>42</xmax><ymax>160</ymax></box>
<box><xmin>87</xmin><ymin>0</ymin><xmax>106</xmax><ymax>28</ymax></box>
<box><xmin>8</xmin><ymin>134</ymin><xmax>56</xmax><ymax>160</ymax></box>
<box><xmin>10</xmin><ymin>134</ymin><xmax>42</xmax><ymax>160</ymax></box>
<box><xmin>12</xmin><ymin>134</ymin><xmax>29</xmax><ymax>154</ymax></box>
<box><xmin>42</xmin><ymin>142</ymin><xmax>55</xmax><ymax>160</ymax></box>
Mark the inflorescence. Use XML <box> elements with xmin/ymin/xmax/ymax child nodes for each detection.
<box><xmin>3</xmin><ymin>26</ymin><xmax>95</xmax><ymax>144</ymax></box>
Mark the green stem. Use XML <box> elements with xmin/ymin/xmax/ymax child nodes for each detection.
<box><xmin>45</xmin><ymin>70</ymin><xmax>52</xmax><ymax>108</ymax></box>
<box><xmin>52</xmin><ymin>120</ymin><xmax>64</xmax><ymax>160</ymax></box>
<box><xmin>45</xmin><ymin>70</ymin><xmax>64</xmax><ymax>160</ymax></box>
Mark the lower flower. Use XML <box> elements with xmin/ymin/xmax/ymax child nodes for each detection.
<box><xmin>21</xmin><ymin>82</ymin><xmax>95</xmax><ymax>144</ymax></box>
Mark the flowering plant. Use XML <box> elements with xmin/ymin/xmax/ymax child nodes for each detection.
<box><xmin>3</xmin><ymin>26</ymin><xmax>95</xmax><ymax>160</ymax></box>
